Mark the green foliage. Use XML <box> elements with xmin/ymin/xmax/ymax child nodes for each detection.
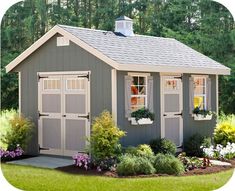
<box><xmin>131</xmin><ymin>108</ymin><xmax>154</xmax><ymax>121</ymax></box>
<box><xmin>0</xmin><ymin>109</ymin><xmax>18</xmax><ymax>149</ymax></box>
<box><xmin>153</xmin><ymin>153</ymin><xmax>185</xmax><ymax>175</ymax></box>
<box><xmin>184</xmin><ymin>134</ymin><xmax>211</xmax><ymax>157</ymax></box>
<box><xmin>89</xmin><ymin>111</ymin><xmax>126</xmax><ymax>161</ymax></box>
<box><xmin>125</xmin><ymin>144</ymin><xmax>154</xmax><ymax>161</ymax></box>
<box><xmin>116</xmin><ymin>154</ymin><xmax>155</xmax><ymax>176</ymax></box>
<box><xmin>214</xmin><ymin>115</ymin><xmax>235</xmax><ymax>146</ymax></box>
<box><xmin>0</xmin><ymin>111</ymin><xmax>34</xmax><ymax>151</ymax></box>
<box><xmin>178</xmin><ymin>152</ymin><xmax>204</xmax><ymax>171</ymax></box>
<box><xmin>1</xmin><ymin>0</ymin><xmax>235</xmax><ymax>114</ymax></box>
<box><xmin>149</xmin><ymin>138</ymin><xmax>177</xmax><ymax>155</ymax></box>
<box><xmin>193</xmin><ymin>106</ymin><xmax>212</xmax><ymax>116</ymax></box>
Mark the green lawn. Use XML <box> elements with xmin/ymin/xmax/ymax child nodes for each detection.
<box><xmin>1</xmin><ymin>164</ymin><xmax>233</xmax><ymax>191</ymax></box>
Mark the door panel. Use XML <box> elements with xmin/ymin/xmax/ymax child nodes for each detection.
<box><xmin>65</xmin><ymin>94</ymin><xmax>86</xmax><ymax>114</ymax></box>
<box><xmin>65</xmin><ymin>119</ymin><xmax>86</xmax><ymax>151</ymax></box>
<box><xmin>164</xmin><ymin>117</ymin><xmax>180</xmax><ymax>146</ymax></box>
<box><xmin>42</xmin><ymin>118</ymin><xmax>61</xmax><ymax>149</ymax></box>
<box><xmin>38</xmin><ymin>72</ymin><xmax>90</xmax><ymax>156</ymax></box>
<box><xmin>42</xmin><ymin>94</ymin><xmax>61</xmax><ymax>113</ymax></box>
<box><xmin>164</xmin><ymin>94</ymin><xmax>180</xmax><ymax>113</ymax></box>
<box><xmin>161</xmin><ymin>75</ymin><xmax>183</xmax><ymax>147</ymax></box>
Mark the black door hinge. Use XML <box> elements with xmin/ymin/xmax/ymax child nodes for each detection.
<box><xmin>78</xmin><ymin>113</ymin><xmax>90</xmax><ymax>121</ymax></box>
<box><xmin>38</xmin><ymin>75</ymin><xmax>49</xmax><ymax>82</ymax></box>
<box><xmin>77</xmin><ymin>73</ymin><xmax>90</xmax><ymax>81</ymax></box>
<box><xmin>38</xmin><ymin>111</ymin><xmax>49</xmax><ymax>118</ymax></box>
<box><xmin>174</xmin><ymin>113</ymin><xmax>182</xmax><ymax>116</ymax></box>
<box><xmin>174</xmin><ymin>76</ymin><xmax>182</xmax><ymax>80</ymax></box>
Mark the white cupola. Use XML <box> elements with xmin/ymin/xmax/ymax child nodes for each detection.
<box><xmin>115</xmin><ymin>16</ymin><xmax>134</xmax><ymax>36</ymax></box>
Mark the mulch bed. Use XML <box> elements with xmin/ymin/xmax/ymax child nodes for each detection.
<box><xmin>56</xmin><ymin>159</ymin><xmax>235</xmax><ymax>178</ymax></box>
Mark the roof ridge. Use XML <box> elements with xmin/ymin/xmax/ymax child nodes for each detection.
<box><xmin>57</xmin><ymin>24</ymin><xmax>108</xmax><ymax>33</ymax></box>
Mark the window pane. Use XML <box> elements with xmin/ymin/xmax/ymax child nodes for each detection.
<box><xmin>194</xmin><ymin>96</ymin><xmax>205</xmax><ymax>109</ymax></box>
<box><xmin>137</xmin><ymin>97</ymin><xmax>145</xmax><ymax>105</ymax></box>
<box><xmin>194</xmin><ymin>86</ymin><xmax>205</xmax><ymax>94</ymax></box>
<box><xmin>66</xmin><ymin>79</ymin><xmax>85</xmax><ymax>90</ymax></box>
<box><xmin>43</xmin><ymin>79</ymin><xmax>60</xmax><ymax>90</ymax></box>
<box><xmin>132</xmin><ymin>77</ymin><xmax>138</xmax><ymax>86</ymax></box>
<box><xmin>138</xmin><ymin>86</ymin><xmax>146</xmax><ymax>95</ymax></box>
<box><xmin>139</xmin><ymin>77</ymin><xmax>146</xmax><ymax>85</ymax></box>
<box><xmin>165</xmin><ymin>79</ymin><xmax>178</xmax><ymax>90</ymax></box>
<box><xmin>131</xmin><ymin>85</ymin><xmax>138</xmax><ymax>95</ymax></box>
<box><xmin>194</xmin><ymin>78</ymin><xmax>205</xmax><ymax>86</ymax></box>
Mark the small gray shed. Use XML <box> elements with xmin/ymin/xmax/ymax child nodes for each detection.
<box><xmin>6</xmin><ymin>16</ymin><xmax>230</xmax><ymax>156</ymax></box>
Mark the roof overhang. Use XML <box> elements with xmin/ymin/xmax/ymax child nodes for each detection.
<box><xmin>5</xmin><ymin>25</ymin><xmax>231</xmax><ymax>75</ymax></box>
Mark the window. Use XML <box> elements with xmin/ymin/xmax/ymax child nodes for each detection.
<box><xmin>130</xmin><ymin>74</ymin><xmax>147</xmax><ymax>112</ymax></box>
<box><xmin>193</xmin><ymin>76</ymin><xmax>207</xmax><ymax>109</ymax></box>
<box><xmin>43</xmin><ymin>79</ymin><xmax>61</xmax><ymax>90</ymax></box>
<box><xmin>164</xmin><ymin>79</ymin><xmax>179</xmax><ymax>91</ymax></box>
<box><xmin>66</xmin><ymin>79</ymin><xmax>85</xmax><ymax>91</ymax></box>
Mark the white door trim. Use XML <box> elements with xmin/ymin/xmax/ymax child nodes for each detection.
<box><xmin>38</xmin><ymin>71</ymin><xmax>91</xmax><ymax>156</ymax></box>
<box><xmin>160</xmin><ymin>74</ymin><xmax>183</xmax><ymax>146</ymax></box>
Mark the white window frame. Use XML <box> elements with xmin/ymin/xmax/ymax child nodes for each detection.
<box><xmin>192</xmin><ymin>75</ymin><xmax>207</xmax><ymax>110</ymax></box>
<box><xmin>128</xmin><ymin>73</ymin><xmax>150</xmax><ymax>112</ymax></box>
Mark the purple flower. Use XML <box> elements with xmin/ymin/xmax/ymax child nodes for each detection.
<box><xmin>72</xmin><ymin>153</ymin><xmax>91</xmax><ymax>170</ymax></box>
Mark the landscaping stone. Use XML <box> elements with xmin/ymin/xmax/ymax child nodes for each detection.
<box><xmin>210</xmin><ymin>160</ymin><xmax>232</xmax><ymax>166</ymax></box>
<box><xmin>7</xmin><ymin>155</ymin><xmax>73</xmax><ymax>169</ymax></box>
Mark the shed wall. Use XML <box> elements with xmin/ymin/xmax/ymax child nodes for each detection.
<box><xmin>13</xmin><ymin>34</ymin><xmax>112</xmax><ymax>155</ymax></box>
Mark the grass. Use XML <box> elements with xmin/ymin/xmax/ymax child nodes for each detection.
<box><xmin>1</xmin><ymin>164</ymin><xmax>233</xmax><ymax>191</ymax></box>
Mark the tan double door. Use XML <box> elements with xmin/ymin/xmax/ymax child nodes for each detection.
<box><xmin>38</xmin><ymin>72</ymin><xmax>90</xmax><ymax>156</ymax></box>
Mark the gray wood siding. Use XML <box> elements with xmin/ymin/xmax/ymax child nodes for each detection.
<box><xmin>13</xmin><ymin>34</ymin><xmax>112</xmax><ymax>155</ymax></box>
<box><xmin>117</xmin><ymin>72</ymin><xmax>217</xmax><ymax>147</ymax></box>
<box><xmin>182</xmin><ymin>74</ymin><xmax>217</xmax><ymax>141</ymax></box>
<box><xmin>117</xmin><ymin>71</ymin><xmax>161</xmax><ymax>147</ymax></box>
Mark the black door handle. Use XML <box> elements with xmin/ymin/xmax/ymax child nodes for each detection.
<box><xmin>62</xmin><ymin>115</ymin><xmax>66</xmax><ymax>117</ymax></box>
<box><xmin>163</xmin><ymin>114</ymin><xmax>167</xmax><ymax>116</ymax></box>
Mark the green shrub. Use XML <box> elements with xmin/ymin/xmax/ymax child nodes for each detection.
<box><xmin>149</xmin><ymin>138</ymin><xmax>177</xmax><ymax>155</ymax></box>
<box><xmin>153</xmin><ymin>153</ymin><xmax>184</xmax><ymax>175</ymax></box>
<box><xmin>214</xmin><ymin>115</ymin><xmax>235</xmax><ymax>146</ymax></box>
<box><xmin>89</xmin><ymin>111</ymin><xmax>126</xmax><ymax>161</ymax></box>
<box><xmin>116</xmin><ymin>154</ymin><xmax>155</xmax><ymax>176</ymax></box>
<box><xmin>184</xmin><ymin>134</ymin><xmax>211</xmax><ymax>157</ymax></box>
<box><xmin>125</xmin><ymin>144</ymin><xmax>155</xmax><ymax>162</ymax></box>
<box><xmin>0</xmin><ymin>109</ymin><xmax>18</xmax><ymax>149</ymax></box>
<box><xmin>1</xmin><ymin>112</ymin><xmax>34</xmax><ymax>151</ymax></box>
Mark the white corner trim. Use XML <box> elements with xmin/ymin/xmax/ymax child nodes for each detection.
<box><xmin>216</xmin><ymin>75</ymin><xmax>219</xmax><ymax>117</ymax></box>
<box><xmin>18</xmin><ymin>72</ymin><xmax>21</xmax><ymax>114</ymax></box>
<box><xmin>111</xmin><ymin>69</ymin><xmax>117</xmax><ymax>124</ymax></box>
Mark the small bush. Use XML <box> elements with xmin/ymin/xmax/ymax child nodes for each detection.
<box><xmin>184</xmin><ymin>134</ymin><xmax>211</xmax><ymax>157</ymax></box>
<box><xmin>149</xmin><ymin>138</ymin><xmax>177</xmax><ymax>155</ymax></box>
<box><xmin>1</xmin><ymin>112</ymin><xmax>34</xmax><ymax>151</ymax></box>
<box><xmin>153</xmin><ymin>153</ymin><xmax>184</xmax><ymax>175</ymax></box>
<box><xmin>125</xmin><ymin>144</ymin><xmax>154</xmax><ymax>161</ymax></box>
<box><xmin>214</xmin><ymin>115</ymin><xmax>235</xmax><ymax>146</ymax></box>
<box><xmin>178</xmin><ymin>152</ymin><xmax>204</xmax><ymax>171</ymax></box>
<box><xmin>116</xmin><ymin>154</ymin><xmax>155</xmax><ymax>176</ymax></box>
<box><xmin>0</xmin><ymin>109</ymin><xmax>18</xmax><ymax>149</ymax></box>
<box><xmin>89</xmin><ymin>111</ymin><xmax>126</xmax><ymax>162</ymax></box>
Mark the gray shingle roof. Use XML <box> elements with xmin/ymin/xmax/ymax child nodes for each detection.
<box><xmin>59</xmin><ymin>25</ymin><xmax>229</xmax><ymax>71</ymax></box>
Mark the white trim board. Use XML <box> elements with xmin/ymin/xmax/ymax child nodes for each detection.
<box><xmin>111</xmin><ymin>69</ymin><xmax>117</xmax><ymax>124</ymax></box>
<box><xmin>6</xmin><ymin>25</ymin><xmax>231</xmax><ymax>75</ymax></box>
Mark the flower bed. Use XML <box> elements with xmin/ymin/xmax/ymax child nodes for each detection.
<box><xmin>0</xmin><ymin>146</ymin><xmax>24</xmax><ymax>161</ymax></box>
